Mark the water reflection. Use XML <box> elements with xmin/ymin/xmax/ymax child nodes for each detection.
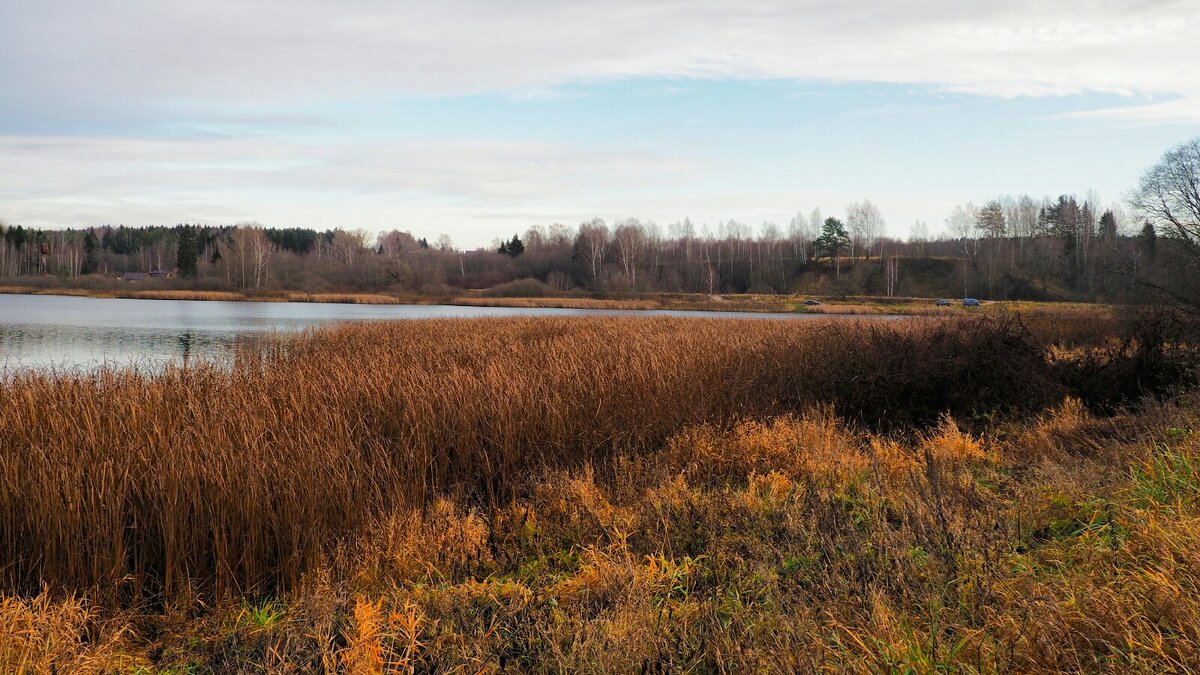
<box><xmin>178</xmin><ymin>331</ymin><xmax>194</xmax><ymax>367</ymax></box>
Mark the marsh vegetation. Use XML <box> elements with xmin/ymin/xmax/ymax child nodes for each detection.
<box><xmin>1</xmin><ymin>312</ymin><xmax>1198</xmax><ymax>672</ymax></box>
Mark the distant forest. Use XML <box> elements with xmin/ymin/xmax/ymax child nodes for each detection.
<box><xmin>0</xmin><ymin>193</ymin><xmax>1192</xmax><ymax>303</ymax></box>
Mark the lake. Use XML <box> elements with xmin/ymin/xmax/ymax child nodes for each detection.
<box><xmin>0</xmin><ymin>293</ymin><xmax>892</xmax><ymax>370</ymax></box>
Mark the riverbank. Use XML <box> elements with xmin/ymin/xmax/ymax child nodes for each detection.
<box><xmin>0</xmin><ymin>284</ymin><xmax>1114</xmax><ymax>317</ymax></box>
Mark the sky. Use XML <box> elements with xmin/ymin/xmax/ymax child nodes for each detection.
<box><xmin>1</xmin><ymin>0</ymin><xmax>1198</xmax><ymax>248</ymax></box>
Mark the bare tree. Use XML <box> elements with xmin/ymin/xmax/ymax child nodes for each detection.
<box><xmin>250</xmin><ymin>230</ymin><xmax>275</xmax><ymax>290</ymax></box>
<box><xmin>1130</xmin><ymin>138</ymin><xmax>1200</xmax><ymax>260</ymax></box>
<box><xmin>522</xmin><ymin>225</ymin><xmax>546</xmax><ymax>252</ymax></box>
<box><xmin>845</xmin><ymin>200</ymin><xmax>884</xmax><ymax>261</ymax></box>
<box><xmin>845</xmin><ymin>202</ymin><xmax>864</xmax><ymax>261</ymax></box>
<box><xmin>946</xmin><ymin>203</ymin><xmax>978</xmax><ymax>241</ymax></box>
<box><xmin>331</xmin><ymin>229</ymin><xmax>366</xmax><ymax>268</ymax></box>
<box><xmin>614</xmin><ymin>219</ymin><xmax>646</xmax><ymax>288</ymax></box>
<box><xmin>576</xmin><ymin>218</ymin><xmax>609</xmax><ymax>286</ymax></box>
<box><xmin>377</xmin><ymin>230</ymin><xmax>419</xmax><ymax>258</ymax></box>
<box><xmin>909</xmin><ymin>219</ymin><xmax>929</xmax><ymax>256</ymax></box>
<box><xmin>787</xmin><ymin>211</ymin><xmax>808</xmax><ymax>262</ymax></box>
<box><xmin>1129</xmin><ymin>138</ymin><xmax>1200</xmax><ymax>307</ymax></box>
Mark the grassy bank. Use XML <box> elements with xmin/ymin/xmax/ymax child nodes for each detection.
<box><xmin>0</xmin><ymin>282</ymin><xmax>1118</xmax><ymax>317</ymax></box>
<box><xmin>1</xmin><ymin>314</ymin><xmax>1197</xmax><ymax>672</ymax></box>
<box><xmin>0</xmin><ymin>285</ymin><xmax>419</xmax><ymax>305</ymax></box>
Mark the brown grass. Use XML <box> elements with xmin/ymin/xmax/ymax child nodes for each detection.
<box><xmin>0</xmin><ymin>315</ymin><xmax>1080</xmax><ymax>597</ymax></box>
<box><xmin>0</xmin><ymin>285</ymin><xmax>426</xmax><ymax>305</ymax></box>
<box><xmin>282</xmin><ymin>292</ymin><xmax>408</xmax><ymax>305</ymax></box>
<box><xmin>5</xmin><ymin>398</ymin><xmax>1198</xmax><ymax>672</ymax></box>
<box><xmin>0</xmin><ymin>283</ymin><xmax>1126</xmax><ymax>321</ymax></box>
<box><xmin>451</xmin><ymin>296</ymin><xmax>663</xmax><ymax>310</ymax></box>
<box><xmin>0</xmin><ymin>314</ymin><xmax>1198</xmax><ymax>672</ymax></box>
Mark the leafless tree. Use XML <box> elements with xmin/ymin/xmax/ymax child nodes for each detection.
<box><xmin>909</xmin><ymin>219</ymin><xmax>929</xmax><ymax>255</ymax></box>
<box><xmin>846</xmin><ymin>200</ymin><xmax>884</xmax><ymax>260</ymax></box>
<box><xmin>576</xmin><ymin>218</ymin><xmax>609</xmax><ymax>286</ymax></box>
<box><xmin>250</xmin><ymin>229</ymin><xmax>275</xmax><ymax>290</ymax></box>
<box><xmin>377</xmin><ymin>230</ymin><xmax>419</xmax><ymax>258</ymax></box>
<box><xmin>1130</xmin><ymin>138</ymin><xmax>1200</xmax><ymax>261</ymax></box>
<box><xmin>1129</xmin><ymin>137</ymin><xmax>1200</xmax><ymax>307</ymax></box>
<box><xmin>614</xmin><ymin>219</ymin><xmax>646</xmax><ymax>288</ymax></box>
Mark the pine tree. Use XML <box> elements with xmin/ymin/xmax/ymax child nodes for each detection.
<box><xmin>81</xmin><ymin>231</ymin><xmax>99</xmax><ymax>275</ymax></box>
<box><xmin>1139</xmin><ymin>222</ymin><xmax>1157</xmax><ymax>261</ymax></box>
<box><xmin>813</xmin><ymin>218</ymin><xmax>850</xmax><ymax>278</ymax></box>
<box><xmin>176</xmin><ymin>225</ymin><xmax>199</xmax><ymax>277</ymax></box>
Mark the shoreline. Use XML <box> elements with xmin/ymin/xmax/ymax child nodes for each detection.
<box><xmin>0</xmin><ymin>284</ymin><xmax>1114</xmax><ymax>316</ymax></box>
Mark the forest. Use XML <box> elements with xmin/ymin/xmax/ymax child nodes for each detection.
<box><xmin>0</xmin><ymin>193</ymin><xmax>1187</xmax><ymax>305</ymax></box>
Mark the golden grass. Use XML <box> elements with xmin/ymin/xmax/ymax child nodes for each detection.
<box><xmin>282</xmin><ymin>291</ymin><xmax>408</xmax><ymax>305</ymax></box>
<box><xmin>4</xmin><ymin>399</ymin><xmax>1198</xmax><ymax>671</ymax></box>
<box><xmin>125</xmin><ymin>289</ymin><xmax>248</xmax><ymax>301</ymax></box>
<box><xmin>0</xmin><ymin>593</ymin><xmax>141</xmax><ymax>673</ymax></box>
<box><xmin>0</xmin><ymin>283</ymin><xmax>1123</xmax><ymax>321</ymax></box>
<box><xmin>0</xmin><ymin>285</ymin><xmax>426</xmax><ymax>305</ymax></box>
<box><xmin>0</xmin><ymin>285</ymin><xmax>97</xmax><ymax>297</ymax></box>
<box><xmin>3</xmin><ymin>315</ymin><xmax>1079</xmax><ymax>596</ymax></box>
<box><xmin>452</xmin><ymin>296</ymin><xmax>663</xmax><ymax>310</ymax></box>
<box><xmin>0</xmin><ymin>314</ymin><xmax>1197</xmax><ymax>671</ymax></box>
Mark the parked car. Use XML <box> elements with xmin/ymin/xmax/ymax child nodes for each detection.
<box><xmin>934</xmin><ymin>299</ymin><xmax>952</xmax><ymax>306</ymax></box>
<box><xmin>963</xmin><ymin>298</ymin><xmax>981</xmax><ymax>307</ymax></box>
<box><xmin>802</xmin><ymin>299</ymin><xmax>822</xmax><ymax>306</ymax></box>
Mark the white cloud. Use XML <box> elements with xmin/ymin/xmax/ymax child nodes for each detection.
<box><xmin>0</xmin><ymin>134</ymin><xmax>701</xmax><ymax>241</ymax></box>
<box><xmin>1058</xmin><ymin>96</ymin><xmax>1200</xmax><ymax>125</ymax></box>
<box><xmin>0</xmin><ymin>133</ymin><xmax>953</xmax><ymax>244</ymax></box>
<box><xmin>2</xmin><ymin>0</ymin><xmax>1197</xmax><ymax>115</ymax></box>
<box><xmin>2</xmin><ymin>0</ymin><xmax>1196</xmax><ymax>242</ymax></box>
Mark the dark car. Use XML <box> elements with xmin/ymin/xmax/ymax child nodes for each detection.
<box><xmin>935</xmin><ymin>298</ymin><xmax>952</xmax><ymax>306</ymax></box>
<box><xmin>963</xmin><ymin>298</ymin><xmax>981</xmax><ymax>307</ymax></box>
<box><xmin>802</xmin><ymin>299</ymin><xmax>822</xmax><ymax>306</ymax></box>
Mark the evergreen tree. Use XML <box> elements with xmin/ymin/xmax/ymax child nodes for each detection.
<box><xmin>976</xmin><ymin>200</ymin><xmax>1007</xmax><ymax>238</ymax></box>
<box><xmin>505</xmin><ymin>234</ymin><xmax>525</xmax><ymax>257</ymax></box>
<box><xmin>1139</xmin><ymin>222</ymin><xmax>1157</xmax><ymax>261</ymax></box>
<box><xmin>176</xmin><ymin>225</ymin><xmax>199</xmax><ymax>277</ymax></box>
<box><xmin>1099</xmin><ymin>210</ymin><xmax>1118</xmax><ymax>243</ymax></box>
<box><xmin>813</xmin><ymin>218</ymin><xmax>850</xmax><ymax>278</ymax></box>
<box><xmin>81</xmin><ymin>231</ymin><xmax>99</xmax><ymax>275</ymax></box>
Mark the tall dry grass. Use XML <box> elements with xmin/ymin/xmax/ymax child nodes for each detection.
<box><xmin>452</xmin><ymin>296</ymin><xmax>662</xmax><ymax>310</ymax></box>
<box><xmin>0</xmin><ymin>314</ymin><xmax>1193</xmax><ymax>601</ymax></box>
<box><xmin>0</xmin><ymin>314</ymin><xmax>1198</xmax><ymax>671</ymax></box>
<box><xmin>7</xmin><ymin>397</ymin><xmax>1197</xmax><ymax>672</ymax></box>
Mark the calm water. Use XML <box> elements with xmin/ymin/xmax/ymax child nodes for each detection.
<box><xmin>0</xmin><ymin>293</ymin><xmax>889</xmax><ymax>370</ymax></box>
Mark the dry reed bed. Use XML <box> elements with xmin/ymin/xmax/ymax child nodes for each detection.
<box><xmin>4</xmin><ymin>399</ymin><xmax>1198</xmax><ymax>672</ymax></box>
<box><xmin>451</xmin><ymin>296</ymin><xmax>663</xmax><ymax>310</ymax></box>
<box><xmin>0</xmin><ymin>286</ymin><xmax>423</xmax><ymax>305</ymax></box>
<box><xmin>0</xmin><ymin>314</ymin><xmax>1190</xmax><ymax>603</ymax></box>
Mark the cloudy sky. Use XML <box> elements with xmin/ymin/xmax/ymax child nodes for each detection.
<box><xmin>2</xmin><ymin>0</ymin><xmax>1197</xmax><ymax>246</ymax></box>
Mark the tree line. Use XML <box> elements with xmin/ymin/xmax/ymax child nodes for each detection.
<box><xmin>2</xmin><ymin>138</ymin><xmax>1197</xmax><ymax>306</ymax></box>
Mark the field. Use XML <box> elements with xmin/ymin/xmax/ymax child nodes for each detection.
<box><xmin>1</xmin><ymin>313</ymin><xmax>1198</xmax><ymax>672</ymax></box>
